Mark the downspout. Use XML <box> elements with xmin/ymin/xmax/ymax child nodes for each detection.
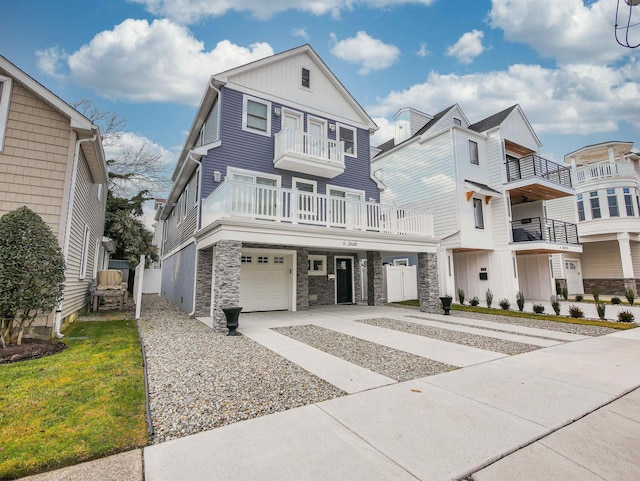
<box><xmin>187</xmin><ymin>152</ymin><xmax>202</xmax><ymax>317</ymax></box>
<box><xmin>54</xmin><ymin>134</ymin><xmax>96</xmax><ymax>338</ymax></box>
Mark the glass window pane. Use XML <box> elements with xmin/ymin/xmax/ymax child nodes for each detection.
<box><xmin>247</xmin><ymin>100</ymin><xmax>267</xmax><ymax>116</ymax></box>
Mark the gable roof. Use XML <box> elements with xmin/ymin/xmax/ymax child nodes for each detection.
<box><xmin>468</xmin><ymin>105</ymin><xmax>518</xmax><ymax>133</ymax></box>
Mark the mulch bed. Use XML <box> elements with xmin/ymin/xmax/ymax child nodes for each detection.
<box><xmin>0</xmin><ymin>338</ymin><xmax>66</xmax><ymax>364</ymax></box>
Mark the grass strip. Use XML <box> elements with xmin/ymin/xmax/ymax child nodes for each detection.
<box><xmin>393</xmin><ymin>300</ymin><xmax>637</xmax><ymax>330</ymax></box>
<box><xmin>0</xmin><ymin>320</ymin><xmax>147</xmax><ymax>480</ymax></box>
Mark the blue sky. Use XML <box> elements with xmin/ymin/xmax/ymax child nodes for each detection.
<box><xmin>2</xmin><ymin>0</ymin><xmax>640</xmax><ymax>205</ymax></box>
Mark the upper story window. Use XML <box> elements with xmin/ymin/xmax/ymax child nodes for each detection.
<box><xmin>590</xmin><ymin>191</ymin><xmax>601</xmax><ymax>219</ymax></box>
<box><xmin>469</xmin><ymin>140</ymin><xmax>479</xmax><ymax>165</ymax></box>
<box><xmin>242</xmin><ymin>95</ymin><xmax>271</xmax><ymax>137</ymax></box>
<box><xmin>0</xmin><ymin>75</ymin><xmax>12</xmax><ymax>152</ymax></box>
<box><xmin>473</xmin><ymin>198</ymin><xmax>484</xmax><ymax>229</ymax></box>
<box><xmin>607</xmin><ymin>188</ymin><xmax>619</xmax><ymax>217</ymax></box>
<box><xmin>198</xmin><ymin>97</ymin><xmax>220</xmax><ymax>145</ymax></box>
<box><xmin>577</xmin><ymin>193</ymin><xmax>585</xmax><ymax>221</ymax></box>
<box><xmin>337</xmin><ymin>124</ymin><xmax>356</xmax><ymax>157</ymax></box>
<box><xmin>624</xmin><ymin>188</ymin><xmax>634</xmax><ymax>216</ymax></box>
<box><xmin>453</xmin><ymin>118</ymin><xmax>462</xmax><ymax>126</ymax></box>
<box><xmin>301</xmin><ymin>68</ymin><xmax>310</xmax><ymax>88</ymax></box>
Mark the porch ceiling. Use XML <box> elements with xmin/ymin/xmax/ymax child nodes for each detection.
<box><xmin>508</xmin><ymin>184</ymin><xmax>573</xmax><ymax>204</ymax></box>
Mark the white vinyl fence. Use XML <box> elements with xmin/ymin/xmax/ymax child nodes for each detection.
<box><xmin>384</xmin><ymin>265</ymin><xmax>418</xmax><ymax>302</ymax></box>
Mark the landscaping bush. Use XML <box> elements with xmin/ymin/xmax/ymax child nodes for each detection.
<box><xmin>499</xmin><ymin>298</ymin><xmax>510</xmax><ymax>310</ymax></box>
<box><xmin>575</xmin><ymin>294</ymin><xmax>584</xmax><ymax>302</ymax></box>
<box><xmin>515</xmin><ymin>291</ymin><xmax>525</xmax><ymax>312</ymax></box>
<box><xmin>485</xmin><ymin>289</ymin><xmax>493</xmax><ymax>309</ymax></box>
<box><xmin>568</xmin><ymin>305</ymin><xmax>584</xmax><ymax>318</ymax></box>
<box><xmin>618</xmin><ymin>310</ymin><xmax>635</xmax><ymax>323</ymax></box>
<box><xmin>550</xmin><ymin>295</ymin><xmax>562</xmax><ymax>315</ymax></box>
<box><xmin>532</xmin><ymin>303</ymin><xmax>545</xmax><ymax>314</ymax></box>
<box><xmin>625</xmin><ymin>289</ymin><xmax>635</xmax><ymax>306</ymax></box>
<box><xmin>592</xmin><ymin>289</ymin><xmax>600</xmax><ymax>303</ymax></box>
<box><xmin>611</xmin><ymin>297</ymin><xmax>622</xmax><ymax>305</ymax></box>
<box><xmin>469</xmin><ymin>296</ymin><xmax>480</xmax><ymax>307</ymax></box>
<box><xmin>596</xmin><ymin>303</ymin><xmax>606</xmax><ymax>320</ymax></box>
<box><xmin>457</xmin><ymin>288</ymin><xmax>465</xmax><ymax>305</ymax></box>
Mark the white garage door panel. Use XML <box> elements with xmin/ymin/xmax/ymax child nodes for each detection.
<box><xmin>240</xmin><ymin>255</ymin><xmax>291</xmax><ymax>312</ymax></box>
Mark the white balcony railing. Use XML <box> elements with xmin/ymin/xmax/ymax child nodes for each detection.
<box><xmin>201</xmin><ymin>180</ymin><xmax>434</xmax><ymax>237</ymax></box>
<box><xmin>574</xmin><ymin>161</ymin><xmax>637</xmax><ymax>184</ymax></box>
<box><xmin>274</xmin><ymin>129</ymin><xmax>345</xmax><ymax>178</ymax></box>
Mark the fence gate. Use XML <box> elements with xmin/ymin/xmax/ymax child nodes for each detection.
<box><xmin>384</xmin><ymin>265</ymin><xmax>418</xmax><ymax>302</ymax></box>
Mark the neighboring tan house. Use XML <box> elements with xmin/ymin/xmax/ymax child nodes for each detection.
<box><xmin>0</xmin><ymin>56</ymin><xmax>108</xmax><ymax>336</ymax></box>
<box><xmin>372</xmin><ymin>104</ymin><xmax>582</xmax><ymax>304</ymax></box>
<box><xmin>547</xmin><ymin>141</ymin><xmax>640</xmax><ymax>295</ymax></box>
<box><xmin>158</xmin><ymin>45</ymin><xmax>440</xmax><ymax>330</ymax></box>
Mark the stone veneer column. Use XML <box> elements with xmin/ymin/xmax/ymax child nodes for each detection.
<box><xmin>353</xmin><ymin>253</ymin><xmax>364</xmax><ymax>304</ymax></box>
<box><xmin>297</xmin><ymin>248</ymin><xmax>309</xmax><ymax>311</ymax></box>
<box><xmin>212</xmin><ymin>240</ymin><xmax>242</xmax><ymax>332</ymax></box>
<box><xmin>367</xmin><ymin>251</ymin><xmax>385</xmax><ymax>306</ymax></box>
<box><xmin>194</xmin><ymin>247</ymin><xmax>213</xmax><ymax>317</ymax></box>
<box><xmin>418</xmin><ymin>252</ymin><xmax>440</xmax><ymax>313</ymax></box>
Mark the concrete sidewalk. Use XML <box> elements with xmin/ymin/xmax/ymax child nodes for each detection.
<box><xmin>143</xmin><ymin>328</ymin><xmax>640</xmax><ymax>481</ymax></box>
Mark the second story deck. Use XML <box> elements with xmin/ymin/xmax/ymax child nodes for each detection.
<box><xmin>505</xmin><ymin>154</ymin><xmax>574</xmax><ymax>204</ymax></box>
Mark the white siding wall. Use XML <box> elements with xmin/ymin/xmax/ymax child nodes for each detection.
<box><xmin>516</xmin><ymin>254</ymin><xmax>553</xmax><ymax>300</ymax></box>
<box><xmin>545</xmin><ymin>196</ymin><xmax>577</xmax><ymax>223</ymax></box>
<box><xmin>485</xmin><ymin>132</ymin><xmax>510</xmax><ymax>246</ymax></box>
<box><xmin>453</xmin><ymin>250</ymin><xmax>518</xmax><ymax>303</ymax></box>
<box><xmin>582</xmin><ymin>241</ymin><xmax>623</xmax><ymax>279</ymax></box>
<box><xmin>500</xmin><ymin>110</ymin><xmax>540</xmax><ymax>152</ymax></box>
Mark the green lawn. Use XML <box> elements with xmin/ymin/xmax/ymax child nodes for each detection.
<box><xmin>0</xmin><ymin>320</ymin><xmax>147</xmax><ymax>480</ymax></box>
<box><xmin>394</xmin><ymin>300</ymin><xmax>637</xmax><ymax>330</ymax></box>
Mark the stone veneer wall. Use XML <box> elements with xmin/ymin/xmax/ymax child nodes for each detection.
<box><xmin>367</xmin><ymin>251</ymin><xmax>385</xmax><ymax>306</ymax></box>
<box><xmin>308</xmin><ymin>251</ymin><xmax>336</xmax><ymax>306</ymax></box>
<box><xmin>212</xmin><ymin>240</ymin><xmax>242</xmax><ymax>332</ymax></box>
<box><xmin>194</xmin><ymin>247</ymin><xmax>213</xmax><ymax>317</ymax></box>
<box><xmin>583</xmin><ymin>278</ymin><xmax>638</xmax><ymax>296</ymax></box>
<box><xmin>296</xmin><ymin>247</ymin><xmax>309</xmax><ymax>311</ymax></box>
<box><xmin>418</xmin><ymin>252</ymin><xmax>439</xmax><ymax>313</ymax></box>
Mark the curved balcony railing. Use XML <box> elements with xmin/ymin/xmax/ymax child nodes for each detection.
<box><xmin>574</xmin><ymin>161</ymin><xmax>637</xmax><ymax>184</ymax></box>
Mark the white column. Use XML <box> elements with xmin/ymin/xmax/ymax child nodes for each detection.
<box><xmin>618</xmin><ymin>233</ymin><xmax>635</xmax><ymax>279</ymax></box>
<box><xmin>608</xmin><ymin>145</ymin><xmax>615</xmax><ymax>163</ymax></box>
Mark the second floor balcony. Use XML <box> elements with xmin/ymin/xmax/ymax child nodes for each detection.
<box><xmin>505</xmin><ymin>154</ymin><xmax>574</xmax><ymax>204</ymax></box>
<box><xmin>274</xmin><ymin>128</ymin><xmax>345</xmax><ymax>178</ymax></box>
<box><xmin>574</xmin><ymin>161</ymin><xmax>637</xmax><ymax>184</ymax></box>
<box><xmin>511</xmin><ymin>217</ymin><xmax>579</xmax><ymax>249</ymax></box>
<box><xmin>201</xmin><ymin>180</ymin><xmax>434</xmax><ymax>237</ymax></box>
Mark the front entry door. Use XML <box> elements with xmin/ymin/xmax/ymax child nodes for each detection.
<box><xmin>336</xmin><ymin>257</ymin><xmax>353</xmax><ymax>304</ymax></box>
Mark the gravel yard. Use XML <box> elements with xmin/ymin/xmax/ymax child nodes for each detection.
<box><xmin>137</xmin><ymin>296</ymin><xmax>344</xmax><ymax>444</ymax></box>
<box><xmin>357</xmin><ymin>318</ymin><xmax>540</xmax><ymax>356</ymax></box>
<box><xmin>273</xmin><ymin>324</ymin><xmax>457</xmax><ymax>381</ymax></box>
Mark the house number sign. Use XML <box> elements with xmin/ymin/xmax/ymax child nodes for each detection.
<box><xmin>343</xmin><ymin>240</ymin><xmax>358</xmax><ymax>247</ymax></box>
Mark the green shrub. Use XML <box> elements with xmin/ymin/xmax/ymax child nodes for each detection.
<box><xmin>592</xmin><ymin>289</ymin><xmax>600</xmax><ymax>303</ymax></box>
<box><xmin>485</xmin><ymin>289</ymin><xmax>493</xmax><ymax>309</ymax></box>
<box><xmin>515</xmin><ymin>291</ymin><xmax>525</xmax><ymax>312</ymax></box>
<box><xmin>499</xmin><ymin>298</ymin><xmax>510</xmax><ymax>310</ymax></box>
<box><xmin>611</xmin><ymin>297</ymin><xmax>622</xmax><ymax>305</ymax></box>
<box><xmin>568</xmin><ymin>305</ymin><xmax>584</xmax><ymax>318</ymax></box>
<box><xmin>575</xmin><ymin>294</ymin><xmax>584</xmax><ymax>302</ymax></box>
<box><xmin>550</xmin><ymin>295</ymin><xmax>562</xmax><ymax>315</ymax></box>
<box><xmin>596</xmin><ymin>303</ymin><xmax>606</xmax><ymax>320</ymax></box>
<box><xmin>532</xmin><ymin>303</ymin><xmax>545</xmax><ymax>314</ymax></box>
<box><xmin>469</xmin><ymin>296</ymin><xmax>480</xmax><ymax>307</ymax></box>
<box><xmin>625</xmin><ymin>289</ymin><xmax>635</xmax><ymax>306</ymax></box>
<box><xmin>618</xmin><ymin>310</ymin><xmax>635</xmax><ymax>323</ymax></box>
<box><xmin>457</xmin><ymin>288</ymin><xmax>465</xmax><ymax>305</ymax></box>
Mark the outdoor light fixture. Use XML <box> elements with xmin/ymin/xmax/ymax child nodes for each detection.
<box><xmin>213</xmin><ymin>171</ymin><xmax>222</xmax><ymax>182</ymax></box>
<box><xmin>329</xmin><ymin>124</ymin><xmax>336</xmax><ymax>131</ymax></box>
<box><xmin>274</xmin><ymin>107</ymin><xmax>281</xmax><ymax>116</ymax></box>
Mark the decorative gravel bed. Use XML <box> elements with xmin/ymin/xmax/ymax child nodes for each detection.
<box><xmin>439</xmin><ymin>311</ymin><xmax>618</xmax><ymax>337</ymax></box>
<box><xmin>357</xmin><ymin>318</ymin><xmax>540</xmax><ymax>356</ymax></box>
<box><xmin>273</xmin><ymin>324</ymin><xmax>456</xmax><ymax>381</ymax></box>
<box><xmin>137</xmin><ymin>295</ymin><xmax>344</xmax><ymax>444</ymax></box>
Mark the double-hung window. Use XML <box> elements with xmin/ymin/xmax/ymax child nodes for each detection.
<box><xmin>624</xmin><ymin>188</ymin><xmax>634</xmax><ymax>216</ymax></box>
<box><xmin>469</xmin><ymin>140</ymin><xmax>479</xmax><ymax>165</ymax></box>
<box><xmin>337</xmin><ymin>124</ymin><xmax>356</xmax><ymax>157</ymax></box>
<box><xmin>473</xmin><ymin>198</ymin><xmax>484</xmax><ymax>229</ymax></box>
<box><xmin>590</xmin><ymin>191</ymin><xmax>601</xmax><ymax>219</ymax></box>
<box><xmin>301</xmin><ymin>68</ymin><xmax>310</xmax><ymax>88</ymax></box>
<box><xmin>576</xmin><ymin>194</ymin><xmax>585</xmax><ymax>221</ymax></box>
<box><xmin>243</xmin><ymin>96</ymin><xmax>271</xmax><ymax>136</ymax></box>
<box><xmin>607</xmin><ymin>188</ymin><xmax>619</xmax><ymax>217</ymax></box>
<box><xmin>0</xmin><ymin>75</ymin><xmax>12</xmax><ymax>152</ymax></box>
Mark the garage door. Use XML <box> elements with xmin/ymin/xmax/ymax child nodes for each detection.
<box><xmin>240</xmin><ymin>253</ymin><xmax>291</xmax><ymax>312</ymax></box>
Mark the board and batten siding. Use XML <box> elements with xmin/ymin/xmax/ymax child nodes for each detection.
<box><xmin>581</xmin><ymin>241</ymin><xmax>623</xmax><ymax>279</ymax></box>
<box><xmin>200</xmin><ymin>87</ymin><xmax>379</xmax><ymax>203</ymax></box>
<box><xmin>485</xmin><ymin>132</ymin><xmax>510</xmax><ymax>246</ymax></box>
<box><xmin>375</xmin><ymin>130</ymin><xmax>458</xmax><ymax>245</ymax></box>
<box><xmin>0</xmin><ymin>81</ymin><xmax>72</xmax><ymax>240</ymax></box>
<box><xmin>62</xmin><ymin>149</ymin><xmax>106</xmax><ymax>319</ymax></box>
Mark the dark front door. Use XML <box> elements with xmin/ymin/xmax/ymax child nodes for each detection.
<box><xmin>336</xmin><ymin>258</ymin><xmax>353</xmax><ymax>304</ymax></box>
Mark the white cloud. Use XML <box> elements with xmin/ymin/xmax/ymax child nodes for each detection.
<box><xmin>330</xmin><ymin>31</ymin><xmax>400</xmax><ymax>75</ymax></box>
<box><xmin>489</xmin><ymin>0</ymin><xmax>631</xmax><ymax>65</ymax></box>
<box><xmin>370</xmin><ymin>117</ymin><xmax>395</xmax><ymax>147</ymax></box>
<box><xmin>417</xmin><ymin>42</ymin><xmax>430</xmax><ymax>58</ymax></box>
<box><xmin>291</xmin><ymin>27</ymin><xmax>309</xmax><ymax>40</ymax></box>
<box><xmin>39</xmin><ymin>19</ymin><xmax>273</xmax><ymax>105</ymax></box>
<box><xmin>104</xmin><ymin>131</ymin><xmax>177</xmax><ymax>168</ymax></box>
<box><xmin>35</xmin><ymin>46</ymin><xmax>67</xmax><ymax>79</ymax></box>
<box><xmin>368</xmin><ymin>62</ymin><xmax>640</xmax><ymax>136</ymax></box>
<box><xmin>446</xmin><ymin>30</ymin><xmax>485</xmax><ymax>64</ymax></box>
<box><xmin>130</xmin><ymin>0</ymin><xmax>435</xmax><ymax>23</ymax></box>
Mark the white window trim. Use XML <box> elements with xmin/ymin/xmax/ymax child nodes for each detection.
<box><xmin>336</xmin><ymin>123</ymin><xmax>357</xmax><ymax>158</ymax></box>
<box><xmin>473</xmin><ymin>197</ymin><xmax>485</xmax><ymax>230</ymax></box>
<box><xmin>0</xmin><ymin>75</ymin><xmax>12</xmax><ymax>152</ymax></box>
<box><xmin>280</xmin><ymin>107</ymin><xmax>303</xmax><ymax>132</ymax></box>
<box><xmin>97</xmin><ymin>183</ymin><xmax>103</xmax><ymax>202</ymax></box>
<box><xmin>177</xmin><ymin>196</ymin><xmax>183</xmax><ymax>226</ymax></box>
<box><xmin>326</xmin><ymin>184</ymin><xmax>365</xmax><ymax>199</ymax></box>
<box><xmin>469</xmin><ymin>140</ymin><xmax>479</xmax><ymax>166</ymax></box>
<box><xmin>93</xmin><ymin>239</ymin><xmax>101</xmax><ymax>279</ymax></box>
<box><xmin>308</xmin><ymin>254</ymin><xmax>327</xmax><ymax>276</ymax></box>
<box><xmin>393</xmin><ymin>258</ymin><xmax>409</xmax><ymax>266</ymax></box>
<box><xmin>242</xmin><ymin>95</ymin><xmax>272</xmax><ymax>137</ymax></box>
<box><xmin>307</xmin><ymin>115</ymin><xmax>327</xmax><ymax>138</ymax></box>
<box><xmin>301</xmin><ymin>67</ymin><xmax>312</xmax><ymax>91</ymax></box>
<box><xmin>79</xmin><ymin>225</ymin><xmax>91</xmax><ymax>280</ymax></box>
<box><xmin>227</xmin><ymin>166</ymin><xmax>282</xmax><ymax>187</ymax></box>
<box><xmin>292</xmin><ymin>177</ymin><xmax>317</xmax><ymax>192</ymax></box>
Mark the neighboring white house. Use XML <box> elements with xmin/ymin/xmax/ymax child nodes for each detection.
<box><xmin>372</xmin><ymin>104</ymin><xmax>582</xmax><ymax>304</ymax></box>
<box><xmin>547</xmin><ymin>141</ymin><xmax>640</xmax><ymax>295</ymax></box>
